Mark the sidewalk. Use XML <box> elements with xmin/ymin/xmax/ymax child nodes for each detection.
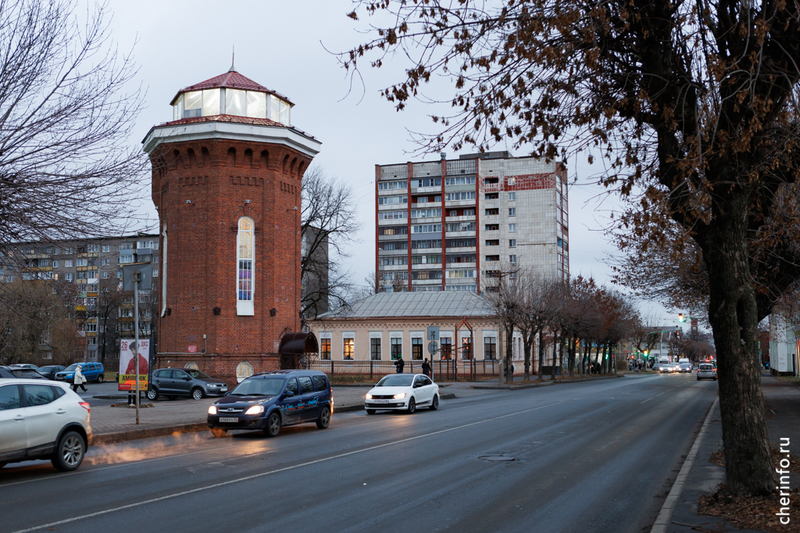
<box><xmin>664</xmin><ymin>373</ymin><xmax>800</xmax><ymax>532</ymax></box>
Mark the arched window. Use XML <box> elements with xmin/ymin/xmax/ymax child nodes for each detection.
<box><xmin>237</xmin><ymin>217</ymin><xmax>255</xmax><ymax>316</ymax></box>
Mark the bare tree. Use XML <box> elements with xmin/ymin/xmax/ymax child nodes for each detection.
<box><xmin>0</xmin><ymin>0</ymin><xmax>145</xmax><ymax>248</ymax></box>
<box><xmin>301</xmin><ymin>167</ymin><xmax>360</xmax><ymax>321</ymax></box>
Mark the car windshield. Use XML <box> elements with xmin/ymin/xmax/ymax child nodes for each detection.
<box><xmin>376</xmin><ymin>375</ymin><xmax>414</xmax><ymax>387</ymax></box>
<box><xmin>186</xmin><ymin>370</ymin><xmax>211</xmax><ymax>379</ymax></box>
<box><xmin>65</xmin><ymin>364</ymin><xmax>79</xmax><ymax>371</ymax></box>
<box><xmin>231</xmin><ymin>378</ymin><xmax>284</xmax><ymax>396</ymax></box>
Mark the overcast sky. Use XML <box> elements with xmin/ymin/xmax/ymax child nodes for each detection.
<box><xmin>105</xmin><ymin>0</ymin><xmax>680</xmax><ymax>327</ymax></box>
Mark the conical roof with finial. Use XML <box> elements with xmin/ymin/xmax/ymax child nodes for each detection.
<box><xmin>169</xmin><ymin>68</ymin><xmax>294</xmax><ymax>107</ymax></box>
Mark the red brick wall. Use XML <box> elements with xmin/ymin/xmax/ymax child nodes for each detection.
<box><xmin>148</xmin><ymin>137</ymin><xmax>313</xmax><ymax>384</ymax></box>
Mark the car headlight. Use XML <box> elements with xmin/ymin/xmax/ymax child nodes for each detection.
<box><xmin>208</xmin><ymin>405</ymin><xmax>217</xmax><ymax>415</ymax></box>
<box><xmin>393</xmin><ymin>392</ymin><xmax>406</xmax><ymax>399</ymax></box>
<box><xmin>365</xmin><ymin>393</ymin><xmax>373</xmax><ymax>400</ymax></box>
<box><xmin>245</xmin><ymin>405</ymin><xmax>265</xmax><ymax>416</ymax></box>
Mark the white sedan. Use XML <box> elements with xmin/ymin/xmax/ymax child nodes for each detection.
<box><xmin>365</xmin><ymin>373</ymin><xmax>439</xmax><ymax>414</ymax></box>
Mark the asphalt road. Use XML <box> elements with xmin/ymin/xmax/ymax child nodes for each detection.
<box><xmin>1</xmin><ymin>373</ymin><xmax>717</xmax><ymax>533</ymax></box>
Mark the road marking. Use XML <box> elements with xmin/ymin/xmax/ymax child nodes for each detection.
<box><xmin>640</xmin><ymin>381</ymin><xmax>694</xmax><ymax>404</ymax></box>
<box><xmin>650</xmin><ymin>396</ymin><xmax>719</xmax><ymax>533</ymax></box>
<box><xmin>10</xmin><ymin>398</ymin><xmax>576</xmax><ymax>533</ymax></box>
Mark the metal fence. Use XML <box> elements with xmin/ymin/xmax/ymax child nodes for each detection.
<box><xmin>308</xmin><ymin>359</ymin><xmax>503</xmax><ymax>381</ymax></box>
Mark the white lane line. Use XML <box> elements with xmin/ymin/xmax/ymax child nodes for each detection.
<box><xmin>10</xmin><ymin>398</ymin><xmax>575</xmax><ymax>533</ymax></box>
<box><xmin>650</xmin><ymin>396</ymin><xmax>719</xmax><ymax>533</ymax></box>
<box><xmin>640</xmin><ymin>382</ymin><xmax>693</xmax><ymax>404</ymax></box>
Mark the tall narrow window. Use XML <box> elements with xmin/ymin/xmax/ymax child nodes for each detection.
<box><xmin>237</xmin><ymin>217</ymin><xmax>255</xmax><ymax>315</ymax></box>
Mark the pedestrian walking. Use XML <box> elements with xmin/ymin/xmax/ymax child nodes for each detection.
<box><xmin>394</xmin><ymin>357</ymin><xmax>405</xmax><ymax>374</ymax></box>
<box><xmin>421</xmin><ymin>358</ymin><xmax>431</xmax><ymax>377</ymax></box>
<box><xmin>72</xmin><ymin>365</ymin><xmax>87</xmax><ymax>393</ymax></box>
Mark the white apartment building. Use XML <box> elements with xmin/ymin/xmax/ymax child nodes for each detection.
<box><xmin>375</xmin><ymin>152</ymin><xmax>569</xmax><ymax>293</ymax></box>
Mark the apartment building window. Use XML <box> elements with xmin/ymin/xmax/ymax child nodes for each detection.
<box><xmin>509</xmin><ymin>239</ymin><xmax>517</xmax><ymax>248</ymax></box>
<box><xmin>509</xmin><ymin>255</ymin><xmax>517</xmax><ymax>264</ymax></box>
<box><xmin>411</xmin><ymin>239</ymin><xmax>442</xmax><ymax>249</ymax></box>
<box><xmin>378</xmin><ymin>210</ymin><xmax>406</xmax><ymax>220</ymax></box>
<box><xmin>410</xmin><ymin>178</ymin><xmax>441</xmax><ymax>188</ymax></box>
<box><xmin>76</xmin><ymin>258</ymin><xmax>88</xmax><ymax>267</ymax></box>
<box><xmin>412</xmin><ymin>270</ymin><xmax>443</xmax><ymax>280</ymax></box>
<box><xmin>486</xmin><ymin>255</ymin><xmax>500</xmax><ymax>262</ymax></box>
<box><xmin>87</xmin><ymin>244</ymin><xmax>100</xmax><ymax>253</ymax></box>
<box><xmin>485</xmin><ymin>208</ymin><xmax>499</xmax><ymax>216</ymax></box>
<box><xmin>342</xmin><ymin>333</ymin><xmax>355</xmax><ymax>360</ymax></box>
<box><xmin>445</xmin><ymin>176</ymin><xmax>475</xmax><ymax>186</ymax></box>
<box><xmin>390</xmin><ymin>333</ymin><xmax>403</xmax><ymax>360</ymax></box>
<box><xmin>84</xmin><ymin>323</ymin><xmax>97</xmax><ymax>332</ymax></box>
<box><xmin>237</xmin><ymin>217</ymin><xmax>255</xmax><ymax>316</ymax></box>
<box><xmin>509</xmin><ymin>224</ymin><xmax>517</xmax><ymax>232</ymax></box>
<box><xmin>102</xmin><ymin>258</ymin><xmax>111</xmax><ymax>266</ymax></box>
<box><xmin>412</xmin><ymin>336</ymin><xmax>423</xmax><ymax>360</ymax></box>
<box><xmin>412</xmin><ymin>224</ymin><xmax>441</xmax><ymax>234</ymax></box>
<box><xmin>485</xmin><ymin>193</ymin><xmax>499</xmax><ymax>200</ymax></box>
<box><xmin>411</xmin><ymin>255</ymin><xmax>441</xmax><ymax>264</ymax></box>
<box><xmin>379</xmin><ymin>256</ymin><xmax>408</xmax><ymax>266</ymax></box>
<box><xmin>447</xmin><ymin>238</ymin><xmax>476</xmax><ymax>248</ymax></box>
<box><xmin>64</xmin><ymin>260</ymin><xmax>73</xmax><ymax>268</ymax></box>
<box><xmin>509</xmin><ymin>208</ymin><xmax>516</xmax><ymax>216</ymax></box>
<box><xmin>153</xmin><ymin>269</ymin><xmax>158</xmax><ymax>278</ymax></box>
<box><xmin>4</xmin><ymin>275</ymin><xmax>12</xmax><ymax>283</ymax></box>
<box><xmin>120</xmin><ymin>254</ymin><xmax>133</xmax><ymax>264</ymax></box>
<box><xmin>87</xmin><ymin>283</ymin><xmax>98</xmax><ymax>292</ymax></box>
<box><xmin>411</xmin><ymin>208</ymin><xmax>441</xmax><ymax>218</ymax></box>
<box><xmin>446</xmin><ymin>254</ymin><xmax>476</xmax><ymax>264</ymax></box>
<box><xmin>378</xmin><ymin>180</ymin><xmax>408</xmax><ymax>190</ymax></box>
<box><xmin>320</xmin><ymin>334</ymin><xmax>331</xmax><ymax>360</ymax></box>
<box><xmin>370</xmin><ymin>334</ymin><xmax>382</xmax><ymax>360</ymax></box>
<box><xmin>379</xmin><ymin>241</ymin><xmax>408</xmax><ymax>251</ymax></box>
<box><xmin>378</xmin><ymin>195</ymin><xmax>408</xmax><ymax>205</ymax></box>
<box><xmin>484</xmin><ymin>335</ymin><xmax>497</xmax><ymax>360</ymax></box>
<box><xmin>102</xmin><ymin>245</ymin><xmax>111</xmax><ymax>252</ymax></box>
<box><xmin>102</xmin><ymin>271</ymin><xmax>109</xmax><ymax>279</ymax></box>
<box><xmin>461</xmin><ymin>337</ymin><xmax>472</xmax><ymax>360</ymax></box>
<box><xmin>444</xmin><ymin>191</ymin><xmax>476</xmax><ymax>201</ymax></box>
<box><xmin>447</xmin><ymin>269</ymin><xmax>476</xmax><ymax>278</ymax></box>
<box><xmin>485</xmin><ymin>224</ymin><xmax>499</xmax><ymax>231</ymax></box>
<box><xmin>485</xmin><ymin>239</ymin><xmax>499</xmax><ymax>246</ymax></box>
<box><xmin>65</xmin><ymin>273</ymin><xmax>73</xmax><ymax>282</ymax></box>
<box><xmin>119</xmin><ymin>243</ymin><xmax>133</xmax><ymax>250</ymax></box>
<box><xmin>64</xmin><ymin>247</ymin><xmax>74</xmax><ymax>254</ymax></box>
<box><xmin>446</xmin><ymin>222</ymin><xmax>475</xmax><ymax>232</ymax></box>
<box><xmin>52</xmin><ymin>260</ymin><xmax>58</xmax><ymax>268</ymax></box>
<box><xmin>508</xmin><ymin>192</ymin><xmax>516</xmax><ymax>201</ymax></box>
<box><xmin>378</xmin><ymin>226</ymin><xmax>408</xmax><ymax>236</ymax></box>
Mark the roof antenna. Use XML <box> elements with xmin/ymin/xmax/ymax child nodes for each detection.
<box><xmin>229</xmin><ymin>46</ymin><xmax>237</xmax><ymax>72</ymax></box>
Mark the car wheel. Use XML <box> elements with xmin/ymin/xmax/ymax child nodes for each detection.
<box><xmin>264</xmin><ymin>412</ymin><xmax>281</xmax><ymax>437</ymax></box>
<box><xmin>96</xmin><ymin>374</ymin><xmax>103</xmax><ymax>383</ymax></box>
<box><xmin>211</xmin><ymin>428</ymin><xmax>227</xmax><ymax>438</ymax></box>
<box><xmin>51</xmin><ymin>431</ymin><xmax>85</xmax><ymax>472</ymax></box>
<box><xmin>407</xmin><ymin>397</ymin><xmax>416</xmax><ymax>414</ymax></box>
<box><xmin>146</xmin><ymin>387</ymin><xmax>159</xmax><ymax>401</ymax></box>
<box><xmin>316</xmin><ymin>406</ymin><xmax>331</xmax><ymax>429</ymax></box>
<box><xmin>191</xmin><ymin>388</ymin><xmax>204</xmax><ymax>400</ymax></box>
<box><xmin>366</xmin><ymin>409</ymin><xmax>376</xmax><ymax>415</ymax></box>
<box><xmin>430</xmin><ymin>394</ymin><xmax>439</xmax><ymax>411</ymax></box>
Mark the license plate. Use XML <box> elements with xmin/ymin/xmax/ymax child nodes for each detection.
<box><xmin>219</xmin><ymin>417</ymin><xmax>238</xmax><ymax>423</ymax></box>
<box><xmin>373</xmin><ymin>399</ymin><xmax>389</xmax><ymax>404</ymax></box>
<box><xmin>220</xmin><ymin>387</ymin><xmax>228</xmax><ymax>392</ymax></box>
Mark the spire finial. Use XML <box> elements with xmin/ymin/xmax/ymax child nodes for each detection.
<box><xmin>229</xmin><ymin>46</ymin><xmax>237</xmax><ymax>72</ymax></box>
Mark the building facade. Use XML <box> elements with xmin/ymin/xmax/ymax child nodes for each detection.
<box><xmin>142</xmin><ymin>67</ymin><xmax>320</xmax><ymax>384</ymax></box>
<box><xmin>376</xmin><ymin>152</ymin><xmax>569</xmax><ymax>293</ymax></box>
<box><xmin>0</xmin><ymin>234</ymin><xmax>159</xmax><ymax>364</ymax></box>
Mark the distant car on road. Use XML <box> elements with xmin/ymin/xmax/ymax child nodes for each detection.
<box><xmin>365</xmin><ymin>373</ymin><xmax>439</xmax><ymax>414</ymax></box>
<box><xmin>0</xmin><ymin>378</ymin><xmax>92</xmax><ymax>471</ymax></box>
<box><xmin>678</xmin><ymin>362</ymin><xmax>693</xmax><ymax>373</ymax></box>
<box><xmin>207</xmin><ymin>370</ymin><xmax>332</xmax><ymax>438</ymax></box>
<box><xmin>660</xmin><ymin>362</ymin><xmax>680</xmax><ymax>373</ymax></box>
<box><xmin>38</xmin><ymin>365</ymin><xmax>66</xmax><ymax>380</ymax></box>
<box><xmin>697</xmin><ymin>363</ymin><xmax>718</xmax><ymax>381</ymax></box>
<box><xmin>55</xmin><ymin>362</ymin><xmax>104</xmax><ymax>383</ymax></box>
<box><xmin>147</xmin><ymin>368</ymin><xmax>228</xmax><ymax>401</ymax></box>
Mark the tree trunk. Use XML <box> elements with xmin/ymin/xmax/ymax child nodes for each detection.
<box><xmin>523</xmin><ymin>333</ymin><xmax>534</xmax><ymax>381</ymax></box>
<box><xmin>702</xmin><ymin>196</ymin><xmax>777</xmax><ymax>496</ymax></box>
<box><xmin>537</xmin><ymin>327</ymin><xmax>545</xmax><ymax>380</ymax></box>
<box><xmin>550</xmin><ymin>330</ymin><xmax>558</xmax><ymax>380</ymax></box>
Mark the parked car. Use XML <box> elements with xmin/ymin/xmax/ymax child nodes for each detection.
<box><xmin>697</xmin><ymin>363</ymin><xmax>718</xmax><ymax>381</ymax></box>
<box><xmin>8</xmin><ymin>368</ymin><xmax>48</xmax><ymax>380</ymax></box>
<box><xmin>55</xmin><ymin>362</ymin><xmax>105</xmax><ymax>383</ymax></box>
<box><xmin>38</xmin><ymin>365</ymin><xmax>66</xmax><ymax>380</ymax></box>
<box><xmin>147</xmin><ymin>368</ymin><xmax>229</xmax><ymax>401</ymax></box>
<box><xmin>0</xmin><ymin>366</ymin><xmax>17</xmax><ymax>379</ymax></box>
<box><xmin>9</xmin><ymin>364</ymin><xmax>41</xmax><ymax>372</ymax></box>
<box><xmin>207</xmin><ymin>370</ymin><xmax>332</xmax><ymax>438</ymax></box>
<box><xmin>0</xmin><ymin>378</ymin><xmax>92</xmax><ymax>471</ymax></box>
<box><xmin>365</xmin><ymin>373</ymin><xmax>440</xmax><ymax>414</ymax></box>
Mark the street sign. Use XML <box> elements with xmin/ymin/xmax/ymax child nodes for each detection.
<box><xmin>428</xmin><ymin>340</ymin><xmax>438</xmax><ymax>356</ymax></box>
<box><xmin>427</xmin><ymin>326</ymin><xmax>439</xmax><ymax>341</ymax></box>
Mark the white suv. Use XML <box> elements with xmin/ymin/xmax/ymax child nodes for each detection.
<box><xmin>0</xmin><ymin>379</ymin><xmax>92</xmax><ymax>471</ymax></box>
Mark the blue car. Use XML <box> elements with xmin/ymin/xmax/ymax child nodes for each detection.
<box><xmin>207</xmin><ymin>370</ymin><xmax>333</xmax><ymax>438</ymax></box>
<box><xmin>55</xmin><ymin>362</ymin><xmax>105</xmax><ymax>383</ymax></box>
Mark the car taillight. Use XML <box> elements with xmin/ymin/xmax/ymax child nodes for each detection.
<box><xmin>79</xmin><ymin>402</ymin><xmax>90</xmax><ymax>413</ymax></box>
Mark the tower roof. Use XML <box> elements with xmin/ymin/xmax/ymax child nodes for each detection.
<box><xmin>169</xmin><ymin>70</ymin><xmax>293</xmax><ymax>107</ymax></box>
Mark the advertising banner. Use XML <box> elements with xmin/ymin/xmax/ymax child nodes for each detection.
<box><xmin>118</xmin><ymin>339</ymin><xmax>150</xmax><ymax>391</ymax></box>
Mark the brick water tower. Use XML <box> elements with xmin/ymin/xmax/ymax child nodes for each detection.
<box><xmin>142</xmin><ymin>66</ymin><xmax>321</xmax><ymax>383</ymax></box>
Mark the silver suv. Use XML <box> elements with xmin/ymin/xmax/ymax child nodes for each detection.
<box><xmin>0</xmin><ymin>379</ymin><xmax>92</xmax><ymax>471</ymax></box>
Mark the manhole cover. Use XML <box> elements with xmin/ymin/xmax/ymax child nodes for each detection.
<box><xmin>479</xmin><ymin>454</ymin><xmax>516</xmax><ymax>462</ymax></box>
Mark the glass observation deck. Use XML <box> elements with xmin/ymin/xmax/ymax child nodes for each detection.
<box><xmin>172</xmin><ymin>87</ymin><xmax>291</xmax><ymax>126</ymax></box>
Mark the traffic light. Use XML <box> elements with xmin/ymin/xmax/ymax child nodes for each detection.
<box><xmin>678</xmin><ymin>313</ymin><xmax>685</xmax><ymax>322</ymax></box>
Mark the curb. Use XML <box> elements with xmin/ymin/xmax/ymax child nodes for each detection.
<box><xmin>92</xmin><ymin>393</ymin><xmax>459</xmax><ymax>445</ymax></box>
<box><xmin>471</xmin><ymin>373</ymin><xmax>624</xmax><ymax>390</ymax></box>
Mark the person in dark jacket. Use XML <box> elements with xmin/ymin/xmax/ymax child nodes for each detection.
<box><xmin>421</xmin><ymin>358</ymin><xmax>431</xmax><ymax>377</ymax></box>
<box><xmin>394</xmin><ymin>357</ymin><xmax>405</xmax><ymax>374</ymax></box>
